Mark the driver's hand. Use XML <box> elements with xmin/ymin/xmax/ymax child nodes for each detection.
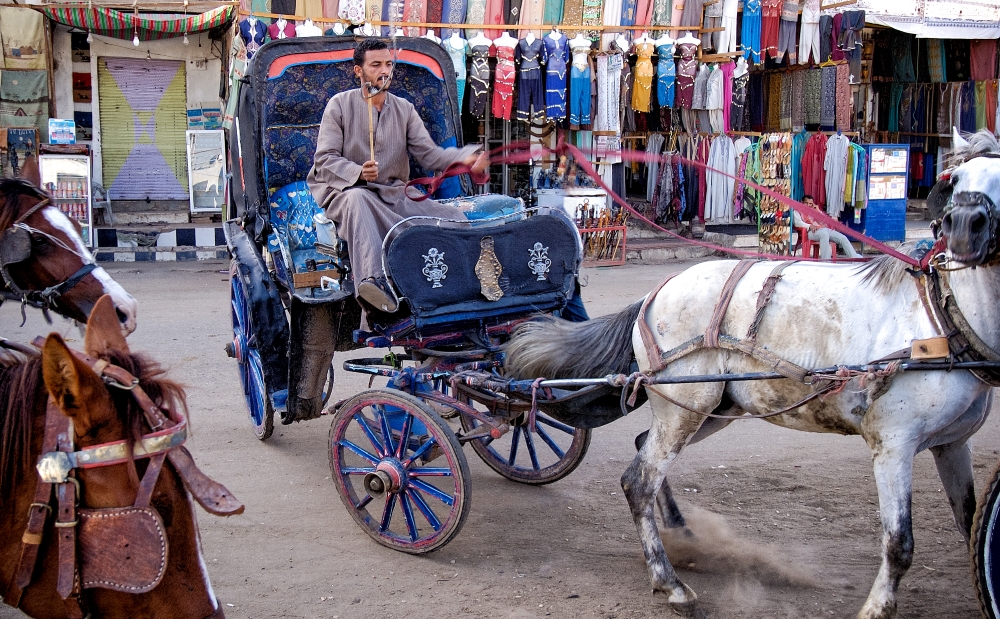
<box><xmin>361</xmin><ymin>160</ymin><xmax>379</xmax><ymax>182</ymax></box>
<box><xmin>466</xmin><ymin>152</ymin><xmax>489</xmax><ymax>176</ymax></box>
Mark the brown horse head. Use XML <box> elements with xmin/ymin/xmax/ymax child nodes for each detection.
<box><xmin>0</xmin><ymin>178</ymin><xmax>138</xmax><ymax>334</ymax></box>
<box><xmin>0</xmin><ymin>296</ymin><xmax>236</xmax><ymax>619</ymax></box>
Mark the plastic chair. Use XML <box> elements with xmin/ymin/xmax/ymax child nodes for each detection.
<box><xmin>797</xmin><ymin>230</ymin><xmax>837</xmax><ymax>262</ymax></box>
<box><xmin>91</xmin><ymin>182</ymin><xmax>114</xmax><ymax>226</ymax></box>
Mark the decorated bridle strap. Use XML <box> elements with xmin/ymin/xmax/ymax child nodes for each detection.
<box><xmin>36</xmin><ymin>420</ymin><xmax>188</xmax><ymax>481</ymax></box>
<box><xmin>12</xmin><ymin>198</ymin><xmax>50</xmax><ymax>226</ymax></box>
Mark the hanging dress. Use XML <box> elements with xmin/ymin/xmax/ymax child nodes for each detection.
<box><xmin>655</xmin><ymin>41</ymin><xmax>676</xmax><ymax>108</ymax></box>
<box><xmin>469</xmin><ymin>44</ymin><xmax>492</xmax><ymax>118</ymax></box>
<box><xmin>493</xmin><ymin>43</ymin><xmax>517</xmax><ymax>120</ymax></box>
<box><xmin>544</xmin><ymin>34</ymin><xmax>570</xmax><ymax>120</ymax></box>
<box><xmin>632</xmin><ymin>41</ymin><xmax>656</xmax><ymax>112</ymax></box>
<box><xmin>443</xmin><ymin>36</ymin><xmax>471</xmax><ymax>112</ymax></box>
<box><xmin>741</xmin><ymin>0</ymin><xmax>762</xmax><ymax>64</ymax></box>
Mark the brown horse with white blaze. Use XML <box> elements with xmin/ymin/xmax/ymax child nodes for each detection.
<box><xmin>0</xmin><ymin>178</ymin><xmax>137</xmax><ymax>333</ymax></box>
<box><xmin>0</xmin><ymin>296</ymin><xmax>243</xmax><ymax>618</ymax></box>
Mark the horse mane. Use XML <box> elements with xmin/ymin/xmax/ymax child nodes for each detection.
<box><xmin>854</xmin><ymin>243</ymin><xmax>922</xmax><ymax>294</ymax></box>
<box><xmin>0</xmin><ymin>347</ymin><xmax>188</xmax><ymax>501</ymax></box>
<box><xmin>948</xmin><ymin>129</ymin><xmax>1000</xmax><ymax>168</ymax></box>
<box><xmin>0</xmin><ymin>178</ymin><xmax>48</xmax><ymax>232</ymax></box>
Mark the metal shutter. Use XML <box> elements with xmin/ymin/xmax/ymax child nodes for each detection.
<box><xmin>98</xmin><ymin>57</ymin><xmax>189</xmax><ymax>200</ymax></box>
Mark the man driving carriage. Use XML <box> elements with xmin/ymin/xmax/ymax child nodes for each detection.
<box><xmin>307</xmin><ymin>38</ymin><xmax>490</xmax><ymax>313</ymax></box>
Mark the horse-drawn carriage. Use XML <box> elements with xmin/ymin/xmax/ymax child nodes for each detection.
<box><xmin>224</xmin><ymin>36</ymin><xmax>603</xmax><ymax>552</ymax></box>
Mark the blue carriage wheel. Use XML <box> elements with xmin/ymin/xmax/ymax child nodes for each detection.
<box><xmin>460</xmin><ymin>401</ymin><xmax>590</xmax><ymax>485</ymax></box>
<box><xmin>328</xmin><ymin>389</ymin><xmax>471</xmax><ymax>554</ymax></box>
<box><xmin>230</xmin><ymin>260</ymin><xmax>274</xmax><ymax>440</ymax></box>
<box><xmin>973</xmin><ymin>459</ymin><xmax>1000</xmax><ymax>619</ymax></box>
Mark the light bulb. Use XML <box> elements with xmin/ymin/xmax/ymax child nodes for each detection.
<box><xmin>183</xmin><ymin>33</ymin><xmax>189</xmax><ymax>45</ymax></box>
<box><xmin>86</xmin><ymin>30</ymin><xmax>92</xmax><ymax>43</ymax></box>
<box><xmin>133</xmin><ymin>33</ymin><xmax>139</xmax><ymax>46</ymax></box>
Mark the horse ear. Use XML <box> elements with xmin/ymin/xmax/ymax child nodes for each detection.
<box><xmin>953</xmin><ymin>127</ymin><xmax>970</xmax><ymax>151</ymax></box>
<box><xmin>42</xmin><ymin>333</ymin><xmax>104</xmax><ymax>418</ymax></box>
<box><xmin>84</xmin><ymin>294</ymin><xmax>130</xmax><ymax>357</ymax></box>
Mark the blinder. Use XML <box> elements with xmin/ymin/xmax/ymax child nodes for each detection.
<box><xmin>0</xmin><ymin>226</ymin><xmax>32</xmax><ymax>266</ymax></box>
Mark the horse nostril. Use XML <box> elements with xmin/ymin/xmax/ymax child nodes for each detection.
<box><xmin>116</xmin><ymin>308</ymin><xmax>128</xmax><ymax>324</ymax></box>
<box><xmin>942</xmin><ymin>213</ymin><xmax>953</xmax><ymax>233</ymax></box>
<box><xmin>972</xmin><ymin>212</ymin><xmax>988</xmax><ymax>233</ymax></box>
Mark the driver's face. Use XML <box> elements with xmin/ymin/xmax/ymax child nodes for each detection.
<box><xmin>355</xmin><ymin>49</ymin><xmax>394</xmax><ymax>90</ymax></box>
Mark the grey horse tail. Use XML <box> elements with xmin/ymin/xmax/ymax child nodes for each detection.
<box><xmin>504</xmin><ymin>300</ymin><xmax>644</xmax><ymax>380</ymax></box>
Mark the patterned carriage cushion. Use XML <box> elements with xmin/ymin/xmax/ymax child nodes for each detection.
<box><xmin>438</xmin><ymin>194</ymin><xmax>524</xmax><ymax>220</ymax></box>
<box><xmin>385</xmin><ymin>214</ymin><xmax>580</xmax><ymax>320</ymax></box>
<box><xmin>262</xmin><ymin>59</ymin><xmax>464</xmax><ymax>197</ymax></box>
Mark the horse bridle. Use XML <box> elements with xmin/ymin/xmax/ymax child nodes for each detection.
<box><xmin>0</xmin><ymin>197</ymin><xmax>99</xmax><ymax>324</ymax></box>
<box><xmin>4</xmin><ymin>339</ymin><xmax>242</xmax><ymax>619</ymax></box>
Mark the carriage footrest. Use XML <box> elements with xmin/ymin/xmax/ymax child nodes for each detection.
<box><xmin>271</xmin><ymin>389</ymin><xmax>288</xmax><ymax>413</ymax></box>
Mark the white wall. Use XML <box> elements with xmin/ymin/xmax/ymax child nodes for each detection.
<box><xmin>52</xmin><ymin>25</ymin><xmax>222</xmax><ymax>185</ymax></box>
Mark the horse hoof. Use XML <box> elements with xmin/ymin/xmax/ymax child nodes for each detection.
<box><xmin>857</xmin><ymin>601</ymin><xmax>897</xmax><ymax>619</ymax></box>
<box><xmin>666</xmin><ymin>583</ymin><xmax>698</xmax><ymax>611</ymax></box>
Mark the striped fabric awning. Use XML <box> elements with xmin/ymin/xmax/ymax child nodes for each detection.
<box><xmin>39</xmin><ymin>5</ymin><xmax>235</xmax><ymax>41</ymax></box>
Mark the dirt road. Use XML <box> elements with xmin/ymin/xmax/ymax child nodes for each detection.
<box><xmin>1</xmin><ymin>259</ymin><xmax>995</xmax><ymax>619</ymax></box>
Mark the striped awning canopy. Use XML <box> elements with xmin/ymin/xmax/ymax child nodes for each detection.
<box><xmin>38</xmin><ymin>5</ymin><xmax>235</xmax><ymax>41</ymax></box>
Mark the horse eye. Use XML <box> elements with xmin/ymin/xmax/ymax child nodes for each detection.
<box><xmin>32</xmin><ymin>236</ymin><xmax>50</xmax><ymax>250</ymax></box>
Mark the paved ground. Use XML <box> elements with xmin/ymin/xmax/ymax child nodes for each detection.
<box><xmin>1</xmin><ymin>257</ymin><xmax>996</xmax><ymax>619</ymax></box>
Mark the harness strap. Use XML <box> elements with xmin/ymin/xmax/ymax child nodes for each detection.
<box><xmin>747</xmin><ymin>261</ymin><xmax>796</xmax><ymax>342</ymax></box>
<box><xmin>7</xmin><ymin>400</ymin><xmax>62</xmax><ymax>606</ymax></box>
<box><xmin>636</xmin><ymin>272</ymin><xmax>682</xmax><ymax>373</ymax></box>
<box><xmin>706</xmin><ymin>260</ymin><xmax>756</xmax><ymax>348</ymax></box>
<box><xmin>135</xmin><ymin>453</ymin><xmax>167</xmax><ymax>509</ymax></box>
<box><xmin>13</xmin><ymin>198</ymin><xmax>50</xmax><ymax>225</ymax></box>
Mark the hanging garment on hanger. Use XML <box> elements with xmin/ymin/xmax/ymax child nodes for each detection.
<box><xmin>830</xmin><ymin>12</ymin><xmax>846</xmax><ymax>61</ymax></box>
<box><xmin>703</xmin><ymin>0</ymin><xmax>723</xmax><ymax>52</ymax></box>
<box><xmin>504</xmin><ymin>0</ymin><xmax>524</xmax><ymax>34</ymax></box>
<box><xmin>646</xmin><ymin>132</ymin><xmax>665</xmax><ymax>203</ymax></box>
<box><xmin>650</xmin><ymin>0</ymin><xmax>671</xmax><ymax>32</ymax></box>
<box><xmin>518</xmin><ymin>0</ymin><xmax>544</xmax><ymax>38</ymax></box>
<box><xmin>824</xmin><ymin>133</ymin><xmax>850</xmax><ymax>218</ymax></box>
<box><xmin>267</xmin><ymin>18</ymin><xmax>296</xmax><ymax>40</ymax></box>
<box><xmin>802</xmin><ymin>131</ymin><xmax>827</xmax><ymax>208</ymax></box>
<box><xmin>804</xmin><ymin>69</ymin><xmax>821</xmax><ymax>128</ymax></box>
<box><xmin>516</xmin><ymin>36</ymin><xmax>548</xmax><ymax>122</ymax></box>
<box><xmin>595</xmin><ymin>53</ymin><xmax>623</xmax><ymax>133</ymax></box>
<box><xmin>791</xmin><ymin>70</ymin><xmax>805</xmax><ymax>131</ymax></box>
<box><xmin>440</xmin><ymin>0</ymin><xmax>465</xmax><ymax>38</ymax></box>
<box><xmin>656</xmin><ymin>40</ymin><xmax>676</xmax><ymax>108</ymax></box>
<box><xmin>601</xmin><ymin>0</ymin><xmax>623</xmax><ymax>50</ymax></box>
<box><xmin>403</xmin><ymin>0</ymin><xmax>427</xmax><ymax>36</ymax></box>
<box><xmin>742</xmin><ymin>0</ymin><xmax>762</xmax><ymax>64</ymax></box>
<box><xmin>544</xmin><ymin>33</ymin><xmax>570</xmax><ymax>120</ymax></box>
<box><xmin>492</xmin><ymin>43</ymin><xmax>517</xmax><ymax>120</ymax></box>
<box><xmin>760</xmin><ymin>0</ymin><xmax>781</xmax><ymax>59</ymax></box>
<box><xmin>779</xmin><ymin>72</ymin><xmax>792</xmax><ymax>131</ymax></box>
<box><xmin>730</xmin><ymin>69</ymin><xmax>749</xmax><ymax>132</ymax></box>
<box><xmin>568</xmin><ymin>38</ymin><xmax>592</xmax><ymax>125</ymax></box>
<box><xmin>632</xmin><ymin>41</ymin><xmax>656</xmax><ymax>112</ymax></box>
<box><xmin>484</xmin><ymin>0</ymin><xmax>505</xmax><ymax>38</ymax></box>
<box><xmin>679</xmin><ymin>0</ymin><xmax>703</xmax><ymax>28</ymax></box>
<box><xmin>562</xmin><ymin>0</ymin><xmax>584</xmax><ymax>27</ymax></box>
<box><xmin>706</xmin><ymin>135</ymin><xmax>736</xmax><ymax>223</ymax></box>
<box><xmin>545</xmin><ymin>0</ymin><xmax>566</xmax><ymax>28</ymax></box>
<box><xmin>296</xmin><ymin>19</ymin><xmax>323</xmax><ymax>36</ymax></box>
<box><xmin>620</xmin><ymin>52</ymin><xmax>634</xmax><ymax>130</ymax></box>
<box><xmin>443</xmin><ymin>36</ymin><xmax>470</xmax><ymax>111</ymax></box>
<box><xmin>337</xmin><ymin>0</ymin><xmax>366</xmax><ymax>24</ymax></box>
<box><xmin>820</xmin><ymin>65</ymin><xmax>837</xmax><ymax>131</ymax></box>
<box><xmin>799</xmin><ymin>0</ymin><xmax>820</xmax><ymax>64</ymax></box>
<box><xmin>675</xmin><ymin>42</ymin><xmax>698</xmax><ymax>110</ymax></box>
<box><xmin>240</xmin><ymin>18</ymin><xmax>266</xmax><ymax>58</ymax></box>
<box><xmin>469</xmin><ymin>43</ymin><xmax>492</xmax><ymax>118</ymax></box>
<box><xmin>766</xmin><ymin>73</ymin><xmax>782</xmax><ymax>131</ymax></box>
<box><xmin>791</xmin><ymin>130</ymin><xmax>808</xmax><ymax>200</ymax></box>
<box><xmin>717</xmin><ymin>0</ymin><xmax>739</xmax><ymax>55</ymax></box>
<box><xmin>706</xmin><ymin>66</ymin><xmax>725</xmax><ymax>134</ymax></box>
<box><xmin>775</xmin><ymin>0</ymin><xmax>800</xmax><ymax>64</ymax></box>
<box><xmin>466</xmin><ymin>0</ymin><xmax>487</xmax><ymax>37</ymax></box>
<box><xmin>836</xmin><ymin>62</ymin><xmax>852</xmax><ymax>131</ymax></box>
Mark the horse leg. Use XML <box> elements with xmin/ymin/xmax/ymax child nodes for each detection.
<box><xmin>930</xmin><ymin>439</ymin><xmax>976</xmax><ymax>542</ymax></box>
<box><xmin>634</xmin><ymin>430</ymin><xmax>690</xmax><ymax>532</ymax></box>
<box><xmin>622</xmin><ymin>389</ymin><xmax>715</xmax><ymax>613</ymax></box>
<box><xmin>858</xmin><ymin>447</ymin><xmax>915</xmax><ymax>619</ymax></box>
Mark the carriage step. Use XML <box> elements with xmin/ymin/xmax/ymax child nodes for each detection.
<box><xmin>270</xmin><ymin>389</ymin><xmax>288</xmax><ymax>412</ymax></box>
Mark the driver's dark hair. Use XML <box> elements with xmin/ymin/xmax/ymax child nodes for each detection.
<box><xmin>354</xmin><ymin>38</ymin><xmax>389</xmax><ymax>66</ymax></box>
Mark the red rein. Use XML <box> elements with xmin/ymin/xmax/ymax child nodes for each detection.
<box><xmin>405</xmin><ymin>138</ymin><xmax>927</xmax><ymax>268</ymax></box>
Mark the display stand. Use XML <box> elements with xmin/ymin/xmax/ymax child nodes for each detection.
<box><xmin>38</xmin><ymin>154</ymin><xmax>93</xmax><ymax>247</ymax></box>
<box><xmin>864</xmin><ymin>144</ymin><xmax>909</xmax><ymax>242</ymax></box>
<box><xmin>187</xmin><ymin>130</ymin><xmax>227</xmax><ymax>214</ymax></box>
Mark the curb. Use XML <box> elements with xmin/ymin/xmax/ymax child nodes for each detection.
<box><xmin>94</xmin><ymin>225</ymin><xmax>228</xmax><ymax>263</ymax></box>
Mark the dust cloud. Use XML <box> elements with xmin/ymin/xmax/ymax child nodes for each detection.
<box><xmin>661</xmin><ymin>504</ymin><xmax>819</xmax><ymax>589</ymax></box>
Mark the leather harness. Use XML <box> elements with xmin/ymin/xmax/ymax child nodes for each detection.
<box><xmin>3</xmin><ymin>338</ymin><xmax>243</xmax><ymax>618</ymax></box>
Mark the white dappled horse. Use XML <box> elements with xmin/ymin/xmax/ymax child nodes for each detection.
<box><xmin>506</xmin><ymin>130</ymin><xmax>1000</xmax><ymax>618</ymax></box>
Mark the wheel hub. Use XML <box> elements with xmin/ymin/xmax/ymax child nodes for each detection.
<box><xmin>364</xmin><ymin>459</ymin><xmax>406</xmax><ymax>495</ymax></box>
<box><xmin>229</xmin><ymin>332</ymin><xmax>246</xmax><ymax>364</ymax></box>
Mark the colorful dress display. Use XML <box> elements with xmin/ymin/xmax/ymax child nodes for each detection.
<box><xmin>469</xmin><ymin>43</ymin><xmax>492</xmax><ymax>118</ymax></box>
<box><xmin>516</xmin><ymin>37</ymin><xmax>547</xmax><ymax>122</ymax></box>
<box><xmin>442</xmin><ymin>36</ymin><xmax>470</xmax><ymax>112</ymax></box>
<box><xmin>493</xmin><ymin>42</ymin><xmax>517</xmax><ymax>120</ymax></box>
<box><xmin>569</xmin><ymin>37</ymin><xmax>592</xmax><ymax>125</ymax></box>
<box><xmin>632</xmin><ymin>41</ymin><xmax>655</xmax><ymax>112</ymax></box>
<box><xmin>655</xmin><ymin>40</ymin><xmax>675</xmax><ymax>108</ymax></box>
<box><xmin>544</xmin><ymin>33</ymin><xmax>570</xmax><ymax>120</ymax></box>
